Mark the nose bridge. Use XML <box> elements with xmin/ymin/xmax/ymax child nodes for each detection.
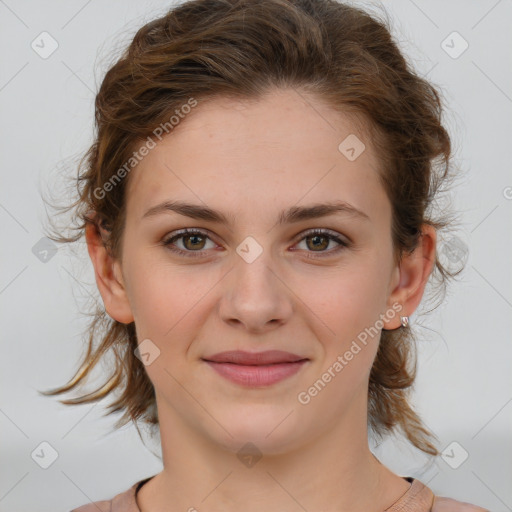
<box><xmin>219</xmin><ymin>234</ymin><xmax>293</xmax><ymax>329</ymax></box>
<box><xmin>232</xmin><ymin>234</ymin><xmax>280</xmax><ymax>299</ymax></box>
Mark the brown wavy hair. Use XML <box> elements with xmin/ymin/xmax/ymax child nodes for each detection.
<box><xmin>40</xmin><ymin>0</ymin><xmax>463</xmax><ymax>457</ymax></box>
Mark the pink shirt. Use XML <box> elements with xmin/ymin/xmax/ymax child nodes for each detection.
<box><xmin>70</xmin><ymin>476</ymin><xmax>490</xmax><ymax>511</ymax></box>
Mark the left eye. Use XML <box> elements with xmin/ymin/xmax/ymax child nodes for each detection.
<box><xmin>294</xmin><ymin>230</ymin><xmax>348</xmax><ymax>253</ymax></box>
<box><xmin>161</xmin><ymin>228</ymin><xmax>350</xmax><ymax>258</ymax></box>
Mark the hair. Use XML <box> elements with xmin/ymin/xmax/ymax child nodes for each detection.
<box><xmin>40</xmin><ymin>0</ymin><xmax>463</xmax><ymax>457</ymax></box>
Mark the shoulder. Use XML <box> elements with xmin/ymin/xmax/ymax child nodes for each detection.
<box><xmin>432</xmin><ymin>496</ymin><xmax>490</xmax><ymax>512</ymax></box>
<box><xmin>391</xmin><ymin>477</ymin><xmax>490</xmax><ymax>512</ymax></box>
<box><xmin>69</xmin><ymin>478</ymin><xmax>144</xmax><ymax>512</ymax></box>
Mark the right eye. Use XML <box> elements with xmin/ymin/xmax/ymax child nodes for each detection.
<box><xmin>161</xmin><ymin>228</ymin><xmax>218</xmax><ymax>257</ymax></box>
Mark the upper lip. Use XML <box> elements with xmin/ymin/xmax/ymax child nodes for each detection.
<box><xmin>202</xmin><ymin>350</ymin><xmax>308</xmax><ymax>365</ymax></box>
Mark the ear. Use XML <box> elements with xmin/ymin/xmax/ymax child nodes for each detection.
<box><xmin>85</xmin><ymin>222</ymin><xmax>134</xmax><ymax>324</ymax></box>
<box><xmin>383</xmin><ymin>224</ymin><xmax>437</xmax><ymax>329</ymax></box>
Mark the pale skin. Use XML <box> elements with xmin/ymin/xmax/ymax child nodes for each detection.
<box><xmin>86</xmin><ymin>87</ymin><xmax>437</xmax><ymax>512</ymax></box>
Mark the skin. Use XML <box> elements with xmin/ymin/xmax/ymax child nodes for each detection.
<box><xmin>86</xmin><ymin>87</ymin><xmax>437</xmax><ymax>512</ymax></box>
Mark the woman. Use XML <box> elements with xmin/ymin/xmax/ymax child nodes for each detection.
<box><xmin>41</xmin><ymin>0</ymin><xmax>489</xmax><ymax>510</ymax></box>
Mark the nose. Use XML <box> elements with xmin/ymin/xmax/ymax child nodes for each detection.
<box><xmin>218</xmin><ymin>245</ymin><xmax>294</xmax><ymax>334</ymax></box>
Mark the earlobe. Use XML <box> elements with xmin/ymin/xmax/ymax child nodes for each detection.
<box><xmin>85</xmin><ymin>222</ymin><xmax>135</xmax><ymax>324</ymax></box>
<box><xmin>383</xmin><ymin>225</ymin><xmax>437</xmax><ymax>330</ymax></box>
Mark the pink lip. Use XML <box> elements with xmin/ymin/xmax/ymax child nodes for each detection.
<box><xmin>202</xmin><ymin>350</ymin><xmax>309</xmax><ymax>387</ymax></box>
<box><xmin>204</xmin><ymin>360</ymin><xmax>308</xmax><ymax>387</ymax></box>
<box><xmin>203</xmin><ymin>350</ymin><xmax>307</xmax><ymax>365</ymax></box>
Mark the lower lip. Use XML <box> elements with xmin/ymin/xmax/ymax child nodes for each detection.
<box><xmin>204</xmin><ymin>360</ymin><xmax>308</xmax><ymax>387</ymax></box>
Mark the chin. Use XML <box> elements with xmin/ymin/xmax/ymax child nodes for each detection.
<box><xmin>209</xmin><ymin>405</ymin><xmax>307</xmax><ymax>456</ymax></box>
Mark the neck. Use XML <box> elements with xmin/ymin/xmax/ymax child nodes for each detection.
<box><xmin>137</xmin><ymin>390</ymin><xmax>410</xmax><ymax>512</ymax></box>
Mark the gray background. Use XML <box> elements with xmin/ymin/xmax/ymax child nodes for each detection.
<box><xmin>0</xmin><ymin>0</ymin><xmax>511</xmax><ymax>510</ymax></box>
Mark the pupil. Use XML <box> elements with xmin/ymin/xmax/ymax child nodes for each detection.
<box><xmin>186</xmin><ymin>234</ymin><xmax>204</xmax><ymax>249</ymax></box>
<box><xmin>310</xmin><ymin>235</ymin><xmax>327</xmax><ymax>250</ymax></box>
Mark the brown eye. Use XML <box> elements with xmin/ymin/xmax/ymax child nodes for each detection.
<box><xmin>181</xmin><ymin>233</ymin><xmax>207</xmax><ymax>250</ymax></box>
<box><xmin>293</xmin><ymin>229</ymin><xmax>350</xmax><ymax>259</ymax></box>
<box><xmin>305</xmin><ymin>234</ymin><xmax>330</xmax><ymax>251</ymax></box>
<box><xmin>161</xmin><ymin>228</ymin><xmax>350</xmax><ymax>260</ymax></box>
<box><xmin>162</xmin><ymin>229</ymin><xmax>216</xmax><ymax>257</ymax></box>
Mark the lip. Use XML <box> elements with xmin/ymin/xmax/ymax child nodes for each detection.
<box><xmin>202</xmin><ymin>350</ymin><xmax>309</xmax><ymax>387</ymax></box>
<box><xmin>203</xmin><ymin>350</ymin><xmax>307</xmax><ymax>365</ymax></box>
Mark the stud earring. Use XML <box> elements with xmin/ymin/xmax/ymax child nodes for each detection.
<box><xmin>382</xmin><ymin>305</ymin><xmax>409</xmax><ymax>331</ymax></box>
<box><xmin>400</xmin><ymin>315</ymin><xmax>409</xmax><ymax>328</ymax></box>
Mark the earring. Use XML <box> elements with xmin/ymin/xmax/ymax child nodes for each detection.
<box><xmin>382</xmin><ymin>306</ymin><xmax>409</xmax><ymax>331</ymax></box>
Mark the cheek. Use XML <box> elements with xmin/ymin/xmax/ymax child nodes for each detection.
<box><xmin>124</xmin><ymin>254</ymin><xmax>220</xmax><ymax>342</ymax></box>
<box><xmin>299</xmin><ymin>274</ymin><xmax>384</xmax><ymax>400</ymax></box>
<box><xmin>125</xmin><ymin>264</ymin><xmax>213</xmax><ymax>387</ymax></box>
<box><xmin>296</xmin><ymin>266</ymin><xmax>387</xmax><ymax>393</ymax></box>
<box><xmin>298</xmin><ymin>266</ymin><xmax>386</xmax><ymax>339</ymax></box>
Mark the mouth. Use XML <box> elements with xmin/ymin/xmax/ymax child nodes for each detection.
<box><xmin>202</xmin><ymin>350</ymin><xmax>309</xmax><ymax>387</ymax></box>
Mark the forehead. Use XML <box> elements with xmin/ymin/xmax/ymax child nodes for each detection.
<box><xmin>125</xmin><ymin>88</ymin><xmax>390</xmax><ymax>227</ymax></box>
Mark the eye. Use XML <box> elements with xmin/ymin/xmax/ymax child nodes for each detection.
<box><xmin>292</xmin><ymin>228</ymin><xmax>350</xmax><ymax>259</ymax></box>
<box><xmin>162</xmin><ymin>228</ymin><xmax>217</xmax><ymax>258</ymax></box>
<box><xmin>161</xmin><ymin>228</ymin><xmax>350</xmax><ymax>259</ymax></box>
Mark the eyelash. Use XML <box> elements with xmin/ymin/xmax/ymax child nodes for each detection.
<box><xmin>161</xmin><ymin>228</ymin><xmax>351</xmax><ymax>259</ymax></box>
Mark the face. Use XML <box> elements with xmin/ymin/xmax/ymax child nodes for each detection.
<box><xmin>99</xmin><ymin>88</ymin><xmax>414</xmax><ymax>455</ymax></box>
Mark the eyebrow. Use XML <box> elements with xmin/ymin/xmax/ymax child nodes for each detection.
<box><xmin>141</xmin><ymin>199</ymin><xmax>370</xmax><ymax>225</ymax></box>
